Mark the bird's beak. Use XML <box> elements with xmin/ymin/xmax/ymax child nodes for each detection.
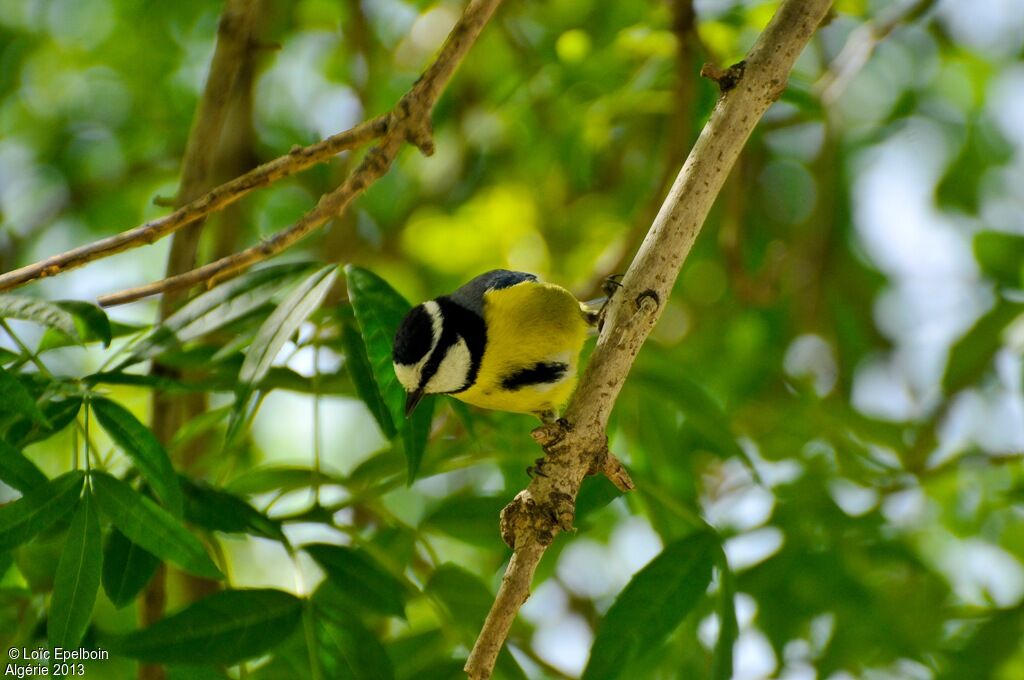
<box><xmin>405</xmin><ymin>388</ymin><xmax>425</xmax><ymax>418</ymax></box>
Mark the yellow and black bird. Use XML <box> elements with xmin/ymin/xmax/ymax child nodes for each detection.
<box><xmin>392</xmin><ymin>270</ymin><xmax>599</xmax><ymax>421</ymax></box>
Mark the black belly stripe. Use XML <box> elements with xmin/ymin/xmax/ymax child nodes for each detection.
<box><xmin>501</xmin><ymin>362</ymin><xmax>569</xmax><ymax>391</ymax></box>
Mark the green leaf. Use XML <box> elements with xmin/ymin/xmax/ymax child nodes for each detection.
<box><xmin>711</xmin><ymin>548</ymin><xmax>738</xmax><ymax>680</ymax></box>
<box><xmin>941</xmin><ymin>604</ymin><xmax>1024</xmax><ymax>680</ymax></box>
<box><xmin>226</xmin><ymin>465</ymin><xmax>340</xmax><ymax>496</ymax></box>
<box><xmin>181</xmin><ymin>476</ymin><xmax>286</xmax><ymax>543</ymax></box>
<box><xmin>37</xmin><ymin>301</ymin><xmax>112</xmax><ymax>352</ymax></box>
<box><xmin>312</xmin><ymin>588</ymin><xmax>397</xmax><ymax>680</ymax></box>
<box><xmin>102</xmin><ymin>528</ymin><xmax>161</xmax><ymax>609</ymax></box>
<box><xmin>0</xmin><ymin>471</ymin><xmax>84</xmax><ymax>551</ymax></box>
<box><xmin>0</xmin><ymin>364</ymin><xmax>48</xmax><ymax>427</ymax></box>
<box><xmin>973</xmin><ymin>232</ymin><xmax>1024</xmax><ymax>288</ymax></box>
<box><xmin>401</xmin><ymin>393</ymin><xmax>435</xmax><ymax>483</ymax></box>
<box><xmin>6</xmin><ymin>397</ymin><xmax>82</xmax><ymax>448</ymax></box>
<box><xmin>344</xmin><ymin>266</ymin><xmax>412</xmax><ymax>430</ymax></box>
<box><xmin>90</xmin><ymin>472</ymin><xmax>222</xmax><ymax>580</ymax></box>
<box><xmin>305</xmin><ymin>543</ymin><xmax>409</xmax><ymax>618</ymax></box>
<box><xmin>425</xmin><ymin>563</ymin><xmax>492</xmax><ymax>631</ymax></box>
<box><xmin>105</xmin><ymin>588</ymin><xmax>303</xmax><ymax>664</ymax></box>
<box><xmin>91</xmin><ymin>397</ymin><xmax>183</xmax><ymax>517</ymax></box>
<box><xmin>122</xmin><ymin>262</ymin><xmax>316</xmax><ymax>367</ymax></box>
<box><xmin>422</xmin><ymin>495</ymin><xmax>507</xmax><ymax>549</ymax></box>
<box><xmin>0</xmin><ymin>439</ymin><xmax>48</xmax><ymax>492</ymax></box>
<box><xmin>0</xmin><ymin>294</ymin><xmax>79</xmax><ymax>340</ymax></box>
<box><xmin>943</xmin><ymin>301</ymin><xmax>1023</xmax><ymax>394</ymax></box>
<box><xmin>340</xmin><ymin>314</ymin><xmax>395</xmax><ymax>438</ymax></box>
<box><xmin>48</xmin><ymin>490</ymin><xmax>102</xmax><ymax>650</ymax></box>
<box><xmin>581</xmin><ymin>531</ymin><xmax>716</xmax><ymax>680</ymax></box>
<box><xmin>229</xmin><ymin>265</ymin><xmax>340</xmax><ymax>441</ymax></box>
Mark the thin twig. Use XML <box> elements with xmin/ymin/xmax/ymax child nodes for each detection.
<box><xmin>97</xmin><ymin>0</ymin><xmax>504</xmax><ymax>307</ymax></box>
<box><xmin>464</xmin><ymin>1</ymin><xmax>834</xmax><ymax>677</ymax></box>
<box><xmin>0</xmin><ymin>116</ymin><xmax>387</xmax><ymax>292</ymax></box>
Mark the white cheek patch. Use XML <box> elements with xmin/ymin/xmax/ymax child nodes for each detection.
<box><xmin>426</xmin><ymin>337</ymin><xmax>472</xmax><ymax>394</ymax></box>
<box><xmin>393</xmin><ymin>362</ymin><xmax>421</xmax><ymax>391</ymax></box>
<box><xmin>394</xmin><ymin>300</ymin><xmax>446</xmax><ymax>393</ymax></box>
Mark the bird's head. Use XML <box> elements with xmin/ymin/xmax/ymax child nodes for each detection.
<box><xmin>392</xmin><ymin>300</ymin><xmax>474</xmax><ymax>416</ymax></box>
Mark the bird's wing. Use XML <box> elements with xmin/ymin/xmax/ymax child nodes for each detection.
<box><xmin>448</xmin><ymin>269</ymin><xmax>537</xmax><ymax>315</ymax></box>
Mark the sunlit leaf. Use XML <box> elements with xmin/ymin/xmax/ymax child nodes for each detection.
<box><xmin>973</xmin><ymin>231</ymin><xmax>1024</xmax><ymax>288</ymax></box>
<box><xmin>90</xmin><ymin>471</ymin><xmax>222</xmax><ymax>580</ymax></box>
<box><xmin>36</xmin><ymin>300</ymin><xmax>112</xmax><ymax>351</ymax></box>
<box><xmin>344</xmin><ymin>266</ymin><xmax>413</xmax><ymax>435</ymax></box>
<box><xmin>581</xmin><ymin>531</ymin><xmax>716</xmax><ymax>680</ymax></box>
<box><xmin>48</xmin><ymin>490</ymin><xmax>101</xmax><ymax>650</ymax></box>
<box><xmin>91</xmin><ymin>397</ymin><xmax>183</xmax><ymax>517</ymax></box>
<box><xmin>122</xmin><ymin>262</ymin><xmax>316</xmax><ymax>367</ymax></box>
<box><xmin>0</xmin><ymin>294</ymin><xmax>79</xmax><ymax>340</ymax></box>
<box><xmin>226</xmin><ymin>465</ymin><xmax>340</xmax><ymax>496</ymax></box>
<box><xmin>943</xmin><ymin>301</ymin><xmax>1023</xmax><ymax>394</ymax></box>
<box><xmin>229</xmin><ymin>264</ymin><xmax>340</xmax><ymax>442</ymax></box>
<box><xmin>105</xmin><ymin>588</ymin><xmax>302</xmax><ymax>663</ymax></box>
<box><xmin>0</xmin><ymin>471</ymin><xmax>84</xmax><ymax>551</ymax></box>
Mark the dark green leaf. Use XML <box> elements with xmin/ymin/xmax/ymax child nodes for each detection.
<box><xmin>0</xmin><ymin>439</ymin><xmax>47</xmax><ymax>492</ymax></box>
<box><xmin>5</xmin><ymin>397</ymin><xmax>82</xmax><ymax>448</ymax></box>
<box><xmin>0</xmin><ymin>364</ymin><xmax>48</xmax><ymax>427</ymax></box>
<box><xmin>102</xmin><ymin>528</ymin><xmax>161</xmax><ymax>609</ymax></box>
<box><xmin>340</xmin><ymin>315</ymin><xmax>395</xmax><ymax>438</ymax></box>
<box><xmin>305</xmin><ymin>543</ymin><xmax>409</xmax><ymax>618</ymax></box>
<box><xmin>312</xmin><ymin>589</ymin><xmax>396</xmax><ymax>680</ymax></box>
<box><xmin>91</xmin><ymin>397</ymin><xmax>182</xmax><ymax>517</ymax></box>
<box><xmin>974</xmin><ymin>231</ymin><xmax>1024</xmax><ymax>288</ymax></box>
<box><xmin>941</xmin><ymin>604</ymin><xmax>1024</xmax><ymax>680</ymax></box>
<box><xmin>422</xmin><ymin>495</ymin><xmax>507</xmax><ymax>549</ymax></box>
<box><xmin>581</xmin><ymin>531</ymin><xmax>716</xmax><ymax>680</ymax></box>
<box><xmin>48</xmin><ymin>490</ymin><xmax>101</xmax><ymax>650</ymax></box>
<box><xmin>712</xmin><ymin>548</ymin><xmax>738</xmax><ymax>680</ymax></box>
<box><xmin>425</xmin><ymin>563</ymin><xmax>492</xmax><ymax>631</ymax></box>
<box><xmin>229</xmin><ymin>265</ymin><xmax>340</xmax><ymax>441</ymax></box>
<box><xmin>0</xmin><ymin>294</ymin><xmax>79</xmax><ymax>340</ymax></box>
<box><xmin>401</xmin><ymin>393</ymin><xmax>434</xmax><ymax>483</ymax></box>
<box><xmin>0</xmin><ymin>471</ymin><xmax>83</xmax><ymax>551</ymax></box>
<box><xmin>943</xmin><ymin>301</ymin><xmax>1023</xmax><ymax>394</ymax></box>
<box><xmin>37</xmin><ymin>301</ymin><xmax>112</xmax><ymax>351</ymax></box>
<box><xmin>576</xmin><ymin>475</ymin><xmax>624</xmax><ymax>525</ymax></box>
<box><xmin>105</xmin><ymin>588</ymin><xmax>302</xmax><ymax>663</ymax></box>
<box><xmin>344</xmin><ymin>266</ymin><xmax>411</xmax><ymax>437</ymax></box>
<box><xmin>122</xmin><ymin>262</ymin><xmax>316</xmax><ymax>367</ymax></box>
<box><xmin>181</xmin><ymin>476</ymin><xmax>286</xmax><ymax>543</ymax></box>
<box><xmin>90</xmin><ymin>472</ymin><xmax>222</xmax><ymax>580</ymax></box>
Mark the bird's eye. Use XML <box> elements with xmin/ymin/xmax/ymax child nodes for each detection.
<box><xmin>393</xmin><ymin>304</ymin><xmax>434</xmax><ymax>365</ymax></box>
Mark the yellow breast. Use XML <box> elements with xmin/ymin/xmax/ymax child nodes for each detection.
<box><xmin>453</xmin><ymin>280</ymin><xmax>590</xmax><ymax>415</ymax></box>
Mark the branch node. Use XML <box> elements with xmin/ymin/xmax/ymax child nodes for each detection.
<box><xmin>700</xmin><ymin>60</ymin><xmax>746</xmax><ymax>92</ymax></box>
<box><xmin>152</xmin><ymin>195</ymin><xmax>176</xmax><ymax>208</ymax></box>
<box><xmin>590</xmin><ymin>446</ymin><xmax>636</xmax><ymax>492</ymax></box>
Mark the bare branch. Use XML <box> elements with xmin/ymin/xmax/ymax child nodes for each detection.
<box><xmin>0</xmin><ymin>115</ymin><xmax>388</xmax><ymax>292</ymax></box>
<box><xmin>96</xmin><ymin>0</ymin><xmax>504</xmax><ymax>307</ymax></box>
<box><xmin>464</xmin><ymin>1</ymin><xmax>834</xmax><ymax>677</ymax></box>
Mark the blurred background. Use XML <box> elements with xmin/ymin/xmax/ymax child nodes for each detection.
<box><xmin>2</xmin><ymin>0</ymin><xmax>1023</xmax><ymax>678</ymax></box>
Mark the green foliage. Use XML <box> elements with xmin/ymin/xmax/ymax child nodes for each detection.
<box><xmin>48</xmin><ymin>490</ymin><xmax>101</xmax><ymax>650</ymax></box>
<box><xmin>105</xmin><ymin>588</ymin><xmax>303</xmax><ymax>664</ymax></box>
<box><xmin>1</xmin><ymin>0</ymin><xmax>1022</xmax><ymax>678</ymax></box>
<box><xmin>581</xmin><ymin>531</ymin><xmax>717</xmax><ymax>680</ymax></box>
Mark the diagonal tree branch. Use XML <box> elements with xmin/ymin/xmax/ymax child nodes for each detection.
<box><xmin>95</xmin><ymin>0</ymin><xmax>504</xmax><ymax>307</ymax></box>
<box><xmin>464</xmin><ymin>1</ymin><xmax>834</xmax><ymax>678</ymax></box>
